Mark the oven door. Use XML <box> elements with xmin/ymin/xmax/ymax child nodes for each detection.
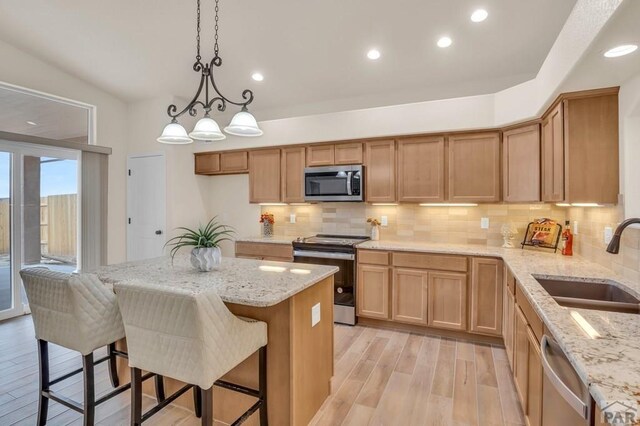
<box><xmin>304</xmin><ymin>165</ymin><xmax>362</xmax><ymax>202</ymax></box>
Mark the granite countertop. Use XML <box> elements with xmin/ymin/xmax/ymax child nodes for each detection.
<box><xmin>359</xmin><ymin>240</ymin><xmax>640</xmax><ymax>413</ymax></box>
<box><xmin>97</xmin><ymin>254</ymin><xmax>338</xmax><ymax>307</ymax></box>
<box><xmin>236</xmin><ymin>236</ymin><xmax>295</xmax><ymax>245</ymax></box>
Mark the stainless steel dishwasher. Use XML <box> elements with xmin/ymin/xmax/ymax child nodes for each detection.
<box><xmin>541</xmin><ymin>335</ymin><xmax>593</xmax><ymax>426</ymax></box>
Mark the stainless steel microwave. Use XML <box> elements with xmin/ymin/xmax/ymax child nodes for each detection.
<box><xmin>304</xmin><ymin>165</ymin><xmax>364</xmax><ymax>202</ymax></box>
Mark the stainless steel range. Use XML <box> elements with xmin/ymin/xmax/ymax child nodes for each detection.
<box><xmin>293</xmin><ymin>234</ymin><xmax>370</xmax><ymax>325</ymax></box>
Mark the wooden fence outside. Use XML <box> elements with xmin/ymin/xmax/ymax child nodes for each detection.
<box><xmin>0</xmin><ymin>194</ymin><xmax>77</xmax><ymax>257</ymax></box>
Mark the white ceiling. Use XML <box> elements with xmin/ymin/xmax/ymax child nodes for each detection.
<box><xmin>0</xmin><ymin>0</ymin><xmax>577</xmax><ymax>120</ymax></box>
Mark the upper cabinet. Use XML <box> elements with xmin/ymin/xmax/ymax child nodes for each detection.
<box><xmin>503</xmin><ymin>124</ymin><xmax>541</xmax><ymax>203</ymax></box>
<box><xmin>541</xmin><ymin>103</ymin><xmax>564</xmax><ymax>202</ymax></box>
<box><xmin>307</xmin><ymin>143</ymin><xmax>363</xmax><ymax>167</ymax></box>
<box><xmin>397</xmin><ymin>137</ymin><xmax>445</xmax><ymax>203</ymax></box>
<box><xmin>195</xmin><ymin>151</ymin><xmax>248</xmax><ymax>175</ymax></box>
<box><xmin>334</xmin><ymin>143</ymin><xmax>363</xmax><ymax>164</ymax></box>
<box><xmin>249</xmin><ymin>149</ymin><xmax>281</xmax><ymax>203</ymax></box>
<box><xmin>365</xmin><ymin>140</ymin><xmax>396</xmax><ymax>203</ymax></box>
<box><xmin>448</xmin><ymin>132</ymin><xmax>501</xmax><ymax>202</ymax></box>
<box><xmin>306</xmin><ymin>145</ymin><xmax>334</xmax><ymax>167</ymax></box>
<box><xmin>281</xmin><ymin>147</ymin><xmax>306</xmax><ymax>203</ymax></box>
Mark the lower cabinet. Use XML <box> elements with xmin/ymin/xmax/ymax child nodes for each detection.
<box><xmin>428</xmin><ymin>271</ymin><xmax>467</xmax><ymax>331</ymax></box>
<box><xmin>357</xmin><ymin>264</ymin><xmax>390</xmax><ymax>319</ymax></box>
<box><xmin>503</xmin><ymin>274</ymin><xmax>516</xmax><ymax>369</ymax></box>
<box><xmin>392</xmin><ymin>269</ymin><xmax>428</xmax><ymax>325</ymax></box>
<box><xmin>514</xmin><ymin>305</ymin><xmax>529</xmax><ymax>408</ymax></box>
<box><xmin>526</xmin><ymin>327</ymin><xmax>543</xmax><ymax>426</ymax></box>
<box><xmin>470</xmin><ymin>257</ymin><xmax>504</xmax><ymax>336</ymax></box>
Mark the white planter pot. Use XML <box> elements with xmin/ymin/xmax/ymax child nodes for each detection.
<box><xmin>371</xmin><ymin>226</ymin><xmax>380</xmax><ymax>241</ymax></box>
<box><xmin>190</xmin><ymin>247</ymin><xmax>222</xmax><ymax>272</ymax></box>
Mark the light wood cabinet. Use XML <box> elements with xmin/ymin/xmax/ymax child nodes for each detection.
<box><xmin>397</xmin><ymin>137</ymin><xmax>445</xmax><ymax>202</ymax></box>
<box><xmin>334</xmin><ymin>143</ymin><xmax>363</xmax><ymax>164</ymax></box>
<box><xmin>365</xmin><ymin>140</ymin><xmax>396</xmax><ymax>203</ymax></box>
<box><xmin>357</xmin><ymin>264</ymin><xmax>390</xmax><ymax>319</ymax></box>
<box><xmin>249</xmin><ymin>149</ymin><xmax>281</xmax><ymax>203</ymax></box>
<box><xmin>392</xmin><ymin>269</ymin><xmax>428</xmax><ymax>325</ymax></box>
<box><xmin>503</xmin><ymin>268</ymin><xmax>516</xmax><ymax>369</ymax></box>
<box><xmin>503</xmin><ymin>124</ymin><xmax>540</xmax><ymax>202</ymax></box>
<box><xmin>195</xmin><ymin>152</ymin><xmax>220</xmax><ymax>174</ymax></box>
<box><xmin>541</xmin><ymin>103</ymin><xmax>565</xmax><ymax>202</ymax></box>
<box><xmin>281</xmin><ymin>147</ymin><xmax>305</xmax><ymax>203</ymax></box>
<box><xmin>428</xmin><ymin>271</ymin><xmax>467</xmax><ymax>331</ymax></box>
<box><xmin>220</xmin><ymin>151</ymin><xmax>248</xmax><ymax>173</ymax></box>
<box><xmin>526</xmin><ymin>327</ymin><xmax>543</xmax><ymax>426</ymax></box>
<box><xmin>235</xmin><ymin>241</ymin><xmax>293</xmax><ymax>262</ymax></box>
<box><xmin>306</xmin><ymin>145</ymin><xmax>334</xmax><ymax>167</ymax></box>
<box><xmin>195</xmin><ymin>151</ymin><xmax>248</xmax><ymax>175</ymax></box>
<box><xmin>448</xmin><ymin>132</ymin><xmax>501</xmax><ymax>202</ymax></box>
<box><xmin>514</xmin><ymin>305</ymin><xmax>529</xmax><ymax>408</ymax></box>
<box><xmin>470</xmin><ymin>257</ymin><xmax>503</xmax><ymax>336</ymax></box>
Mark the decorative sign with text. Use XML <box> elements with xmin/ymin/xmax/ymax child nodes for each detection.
<box><xmin>521</xmin><ymin>218</ymin><xmax>562</xmax><ymax>252</ymax></box>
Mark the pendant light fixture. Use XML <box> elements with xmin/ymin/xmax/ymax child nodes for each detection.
<box><xmin>157</xmin><ymin>0</ymin><xmax>262</xmax><ymax>144</ymax></box>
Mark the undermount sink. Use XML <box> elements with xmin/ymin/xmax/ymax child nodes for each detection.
<box><xmin>534</xmin><ymin>277</ymin><xmax>640</xmax><ymax>314</ymax></box>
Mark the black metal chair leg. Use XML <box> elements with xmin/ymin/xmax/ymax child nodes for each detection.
<box><xmin>201</xmin><ymin>387</ymin><xmax>213</xmax><ymax>426</ymax></box>
<box><xmin>259</xmin><ymin>346</ymin><xmax>268</xmax><ymax>426</ymax></box>
<box><xmin>131</xmin><ymin>367</ymin><xmax>143</xmax><ymax>426</ymax></box>
<box><xmin>82</xmin><ymin>353</ymin><xmax>95</xmax><ymax>426</ymax></box>
<box><xmin>107</xmin><ymin>343</ymin><xmax>119</xmax><ymax>388</ymax></box>
<box><xmin>155</xmin><ymin>375</ymin><xmax>166</xmax><ymax>402</ymax></box>
<box><xmin>37</xmin><ymin>340</ymin><xmax>50</xmax><ymax>426</ymax></box>
<box><xmin>193</xmin><ymin>386</ymin><xmax>202</xmax><ymax>418</ymax></box>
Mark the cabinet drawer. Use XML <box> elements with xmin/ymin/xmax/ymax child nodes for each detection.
<box><xmin>392</xmin><ymin>252</ymin><xmax>467</xmax><ymax>272</ymax></box>
<box><xmin>516</xmin><ymin>283</ymin><xmax>544</xmax><ymax>342</ymax></box>
<box><xmin>358</xmin><ymin>250</ymin><xmax>390</xmax><ymax>265</ymax></box>
<box><xmin>235</xmin><ymin>242</ymin><xmax>293</xmax><ymax>261</ymax></box>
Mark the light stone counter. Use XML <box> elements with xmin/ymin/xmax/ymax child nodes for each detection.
<box><xmin>97</xmin><ymin>254</ymin><xmax>337</xmax><ymax>307</ymax></box>
<box><xmin>358</xmin><ymin>240</ymin><xmax>640</xmax><ymax>413</ymax></box>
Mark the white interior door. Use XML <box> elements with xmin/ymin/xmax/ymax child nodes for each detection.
<box><xmin>127</xmin><ymin>153</ymin><xmax>166</xmax><ymax>261</ymax></box>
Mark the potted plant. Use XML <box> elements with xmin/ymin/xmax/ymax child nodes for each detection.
<box><xmin>367</xmin><ymin>217</ymin><xmax>381</xmax><ymax>241</ymax></box>
<box><xmin>165</xmin><ymin>217</ymin><xmax>235</xmax><ymax>272</ymax></box>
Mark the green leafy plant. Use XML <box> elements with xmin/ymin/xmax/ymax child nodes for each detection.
<box><xmin>164</xmin><ymin>217</ymin><xmax>235</xmax><ymax>261</ymax></box>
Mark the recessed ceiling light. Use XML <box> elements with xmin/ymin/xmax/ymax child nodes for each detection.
<box><xmin>470</xmin><ymin>9</ymin><xmax>488</xmax><ymax>22</ymax></box>
<box><xmin>26</xmin><ymin>121</ymin><xmax>37</xmax><ymax>126</ymax></box>
<box><xmin>251</xmin><ymin>72</ymin><xmax>264</xmax><ymax>82</ymax></box>
<box><xmin>604</xmin><ymin>44</ymin><xmax>638</xmax><ymax>58</ymax></box>
<box><xmin>367</xmin><ymin>49</ymin><xmax>381</xmax><ymax>60</ymax></box>
<box><xmin>437</xmin><ymin>37</ymin><xmax>452</xmax><ymax>48</ymax></box>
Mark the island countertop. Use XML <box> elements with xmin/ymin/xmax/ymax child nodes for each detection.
<box><xmin>96</xmin><ymin>254</ymin><xmax>338</xmax><ymax>307</ymax></box>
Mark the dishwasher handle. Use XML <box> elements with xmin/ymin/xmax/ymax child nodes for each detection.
<box><xmin>541</xmin><ymin>335</ymin><xmax>589</xmax><ymax>419</ymax></box>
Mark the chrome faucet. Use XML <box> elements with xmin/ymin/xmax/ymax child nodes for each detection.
<box><xmin>606</xmin><ymin>218</ymin><xmax>640</xmax><ymax>254</ymax></box>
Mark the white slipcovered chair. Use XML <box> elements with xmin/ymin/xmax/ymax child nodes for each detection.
<box><xmin>114</xmin><ymin>279</ymin><xmax>268</xmax><ymax>426</ymax></box>
<box><xmin>19</xmin><ymin>267</ymin><xmax>165</xmax><ymax>426</ymax></box>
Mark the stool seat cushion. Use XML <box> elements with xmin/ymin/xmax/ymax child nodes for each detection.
<box><xmin>114</xmin><ymin>280</ymin><xmax>268</xmax><ymax>390</ymax></box>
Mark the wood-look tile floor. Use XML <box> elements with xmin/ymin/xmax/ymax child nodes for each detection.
<box><xmin>0</xmin><ymin>315</ymin><xmax>524</xmax><ymax>426</ymax></box>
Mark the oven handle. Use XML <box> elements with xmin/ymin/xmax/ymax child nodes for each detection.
<box><xmin>294</xmin><ymin>250</ymin><xmax>355</xmax><ymax>261</ymax></box>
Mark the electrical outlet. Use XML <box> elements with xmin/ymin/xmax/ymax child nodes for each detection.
<box><xmin>480</xmin><ymin>217</ymin><xmax>490</xmax><ymax>229</ymax></box>
<box><xmin>573</xmin><ymin>221</ymin><xmax>579</xmax><ymax>235</ymax></box>
<box><xmin>381</xmin><ymin>216</ymin><xmax>388</xmax><ymax>227</ymax></box>
<box><xmin>290</xmin><ymin>213</ymin><xmax>296</xmax><ymax>224</ymax></box>
<box><xmin>311</xmin><ymin>303</ymin><xmax>321</xmax><ymax>327</ymax></box>
<box><xmin>604</xmin><ymin>226</ymin><xmax>613</xmax><ymax>244</ymax></box>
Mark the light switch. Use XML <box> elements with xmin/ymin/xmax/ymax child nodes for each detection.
<box><xmin>290</xmin><ymin>213</ymin><xmax>296</xmax><ymax>224</ymax></box>
<box><xmin>604</xmin><ymin>226</ymin><xmax>613</xmax><ymax>244</ymax></box>
<box><xmin>381</xmin><ymin>216</ymin><xmax>388</xmax><ymax>227</ymax></box>
<box><xmin>311</xmin><ymin>303</ymin><xmax>321</xmax><ymax>327</ymax></box>
<box><xmin>480</xmin><ymin>217</ymin><xmax>490</xmax><ymax>229</ymax></box>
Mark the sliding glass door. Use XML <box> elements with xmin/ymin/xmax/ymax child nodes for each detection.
<box><xmin>0</xmin><ymin>141</ymin><xmax>79</xmax><ymax>321</ymax></box>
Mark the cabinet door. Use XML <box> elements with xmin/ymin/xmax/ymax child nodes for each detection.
<box><xmin>392</xmin><ymin>269</ymin><xmax>428</xmax><ymax>325</ymax></box>
<box><xmin>194</xmin><ymin>153</ymin><xmax>220</xmax><ymax>175</ymax></box>
<box><xmin>365</xmin><ymin>140</ymin><xmax>396</xmax><ymax>203</ymax></box>
<box><xmin>503</xmin><ymin>124</ymin><xmax>540</xmax><ymax>202</ymax></box>
<box><xmin>541</xmin><ymin>102</ymin><xmax>565</xmax><ymax>202</ymax></box>
<box><xmin>448</xmin><ymin>132</ymin><xmax>501</xmax><ymax>202</ymax></box>
<box><xmin>503</xmin><ymin>277</ymin><xmax>516</xmax><ymax>369</ymax></box>
<box><xmin>281</xmin><ymin>147</ymin><xmax>306</xmax><ymax>203</ymax></box>
<box><xmin>397</xmin><ymin>137</ymin><xmax>445</xmax><ymax>202</ymax></box>
<box><xmin>249</xmin><ymin>149</ymin><xmax>281</xmax><ymax>203</ymax></box>
<box><xmin>357</xmin><ymin>264</ymin><xmax>390</xmax><ymax>319</ymax></box>
<box><xmin>514</xmin><ymin>305</ymin><xmax>529</xmax><ymax>409</ymax></box>
<box><xmin>526</xmin><ymin>327</ymin><xmax>543</xmax><ymax>426</ymax></box>
<box><xmin>470</xmin><ymin>257</ymin><xmax>503</xmax><ymax>336</ymax></box>
<box><xmin>306</xmin><ymin>145</ymin><xmax>334</xmax><ymax>166</ymax></box>
<box><xmin>428</xmin><ymin>271</ymin><xmax>467</xmax><ymax>331</ymax></box>
<box><xmin>220</xmin><ymin>151</ymin><xmax>248</xmax><ymax>173</ymax></box>
<box><xmin>334</xmin><ymin>143</ymin><xmax>363</xmax><ymax>164</ymax></box>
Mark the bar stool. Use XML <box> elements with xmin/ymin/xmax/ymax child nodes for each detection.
<box><xmin>114</xmin><ymin>279</ymin><xmax>268</xmax><ymax>425</ymax></box>
<box><xmin>20</xmin><ymin>268</ymin><xmax>165</xmax><ymax>426</ymax></box>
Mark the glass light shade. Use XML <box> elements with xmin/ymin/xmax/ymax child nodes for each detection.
<box><xmin>189</xmin><ymin>116</ymin><xmax>226</xmax><ymax>141</ymax></box>
<box><xmin>224</xmin><ymin>111</ymin><xmax>263</xmax><ymax>137</ymax></box>
<box><xmin>157</xmin><ymin>122</ymin><xmax>193</xmax><ymax>144</ymax></box>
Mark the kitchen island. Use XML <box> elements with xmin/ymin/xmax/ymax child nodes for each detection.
<box><xmin>97</xmin><ymin>255</ymin><xmax>338</xmax><ymax>426</ymax></box>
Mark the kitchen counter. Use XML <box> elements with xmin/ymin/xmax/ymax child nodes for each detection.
<box><xmin>97</xmin><ymin>254</ymin><xmax>337</xmax><ymax>307</ymax></box>
<box><xmin>359</xmin><ymin>240</ymin><xmax>640</xmax><ymax>413</ymax></box>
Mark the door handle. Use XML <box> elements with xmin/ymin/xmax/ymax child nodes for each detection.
<box><xmin>155</xmin><ymin>230</ymin><xmax>163</xmax><ymax>235</ymax></box>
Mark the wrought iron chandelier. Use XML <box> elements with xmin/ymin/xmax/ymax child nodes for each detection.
<box><xmin>157</xmin><ymin>0</ymin><xmax>262</xmax><ymax>144</ymax></box>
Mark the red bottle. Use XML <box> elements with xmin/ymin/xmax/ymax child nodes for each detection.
<box><xmin>561</xmin><ymin>220</ymin><xmax>573</xmax><ymax>256</ymax></box>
